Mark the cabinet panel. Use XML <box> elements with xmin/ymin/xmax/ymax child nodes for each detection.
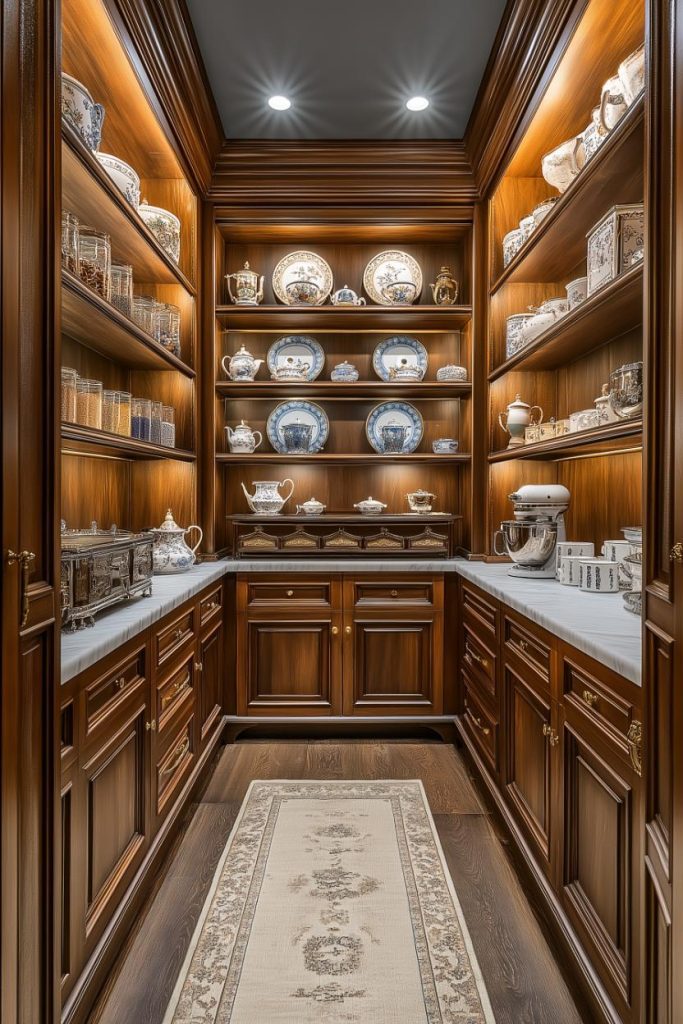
<box><xmin>563</xmin><ymin>655</ymin><xmax>639</xmax><ymax>760</ymax></box>
<box><xmin>461</xmin><ymin>580</ymin><xmax>499</xmax><ymax>639</ymax></box>
<box><xmin>462</xmin><ymin>622</ymin><xmax>497</xmax><ymax>705</ymax></box>
<box><xmin>84</xmin><ymin>646</ymin><xmax>146</xmax><ymax>739</ymax></box>
<box><xmin>238</xmin><ymin>614</ymin><xmax>342</xmax><ymax>715</ymax></box>
<box><xmin>155</xmin><ymin>650</ymin><xmax>195</xmax><ymax>736</ymax></box>
<box><xmin>347</xmin><ymin>577</ymin><xmax>440</xmax><ymax>608</ymax></box>
<box><xmin>199</xmin><ymin>584</ymin><xmax>223</xmax><ymax>627</ymax></box>
<box><xmin>344</xmin><ymin>614</ymin><xmax>442</xmax><ymax>714</ymax></box>
<box><xmin>462</xmin><ymin>671</ymin><xmax>499</xmax><ymax>773</ymax></box>
<box><xmin>153</xmin><ymin>707</ymin><xmax>195</xmax><ymax>831</ymax></box>
<box><xmin>197</xmin><ymin>618</ymin><xmax>224</xmax><ymax>743</ymax></box>
<box><xmin>504</xmin><ymin>615</ymin><xmax>551</xmax><ymax>686</ymax></box>
<box><xmin>153</xmin><ymin>605</ymin><xmax>195</xmax><ymax>668</ymax></box>
<box><xmin>241</xmin><ymin>577</ymin><xmax>336</xmax><ymax>609</ymax></box>
<box><xmin>504</xmin><ymin>664</ymin><xmax>553</xmax><ymax>871</ymax></box>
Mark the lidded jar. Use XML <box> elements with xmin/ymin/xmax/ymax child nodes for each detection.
<box><xmin>161</xmin><ymin>405</ymin><xmax>175</xmax><ymax>447</ymax></box>
<box><xmin>156</xmin><ymin>303</ymin><xmax>181</xmax><ymax>356</ymax></box>
<box><xmin>61</xmin><ymin>366</ymin><xmax>78</xmax><ymax>422</ymax></box>
<box><xmin>110</xmin><ymin>264</ymin><xmax>134</xmax><ymax>316</ymax></box>
<box><xmin>132</xmin><ymin>397</ymin><xmax>152</xmax><ymax>441</ymax></box>
<box><xmin>61</xmin><ymin>212</ymin><xmax>79</xmax><ymax>274</ymax></box>
<box><xmin>79</xmin><ymin>227</ymin><xmax>111</xmax><ymax>300</ymax></box>
<box><xmin>76</xmin><ymin>378</ymin><xmax>103</xmax><ymax>429</ymax></box>
<box><xmin>132</xmin><ymin>294</ymin><xmax>157</xmax><ymax>336</ymax></box>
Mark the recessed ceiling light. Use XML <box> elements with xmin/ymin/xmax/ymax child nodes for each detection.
<box><xmin>268</xmin><ymin>95</ymin><xmax>291</xmax><ymax>111</ymax></box>
<box><xmin>406</xmin><ymin>96</ymin><xmax>429</xmax><ymax>111</ymax></box>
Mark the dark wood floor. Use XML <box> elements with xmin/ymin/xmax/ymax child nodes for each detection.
<box><xmin>89</xmin><ymin>739</ymin><xmax>590</xmax><ymax>1024</ymax></box>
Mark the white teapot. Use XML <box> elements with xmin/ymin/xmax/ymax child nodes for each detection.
<box><xmin>241</xmin><ymin>478</ymin><xmax>294</xmax><ymax>515</ymax></box>
<box><xmin>330</xmin><ymin>284</ymin><xmax>365</xmax><ymax>306</ymax></box>
<box><xmin>498</xmin><ymin>394</ymin><xmax>543</xmax><ymax>449</ymax></box>
<box><xmin>222</xmin><ymin>345</ymin><xmax>264</xmax><ymax>381</ymax></box>
<box><xmin>225</xmin><ymin>420</ymin><xmax>262</xmax><ymax>453</ymax></box>
<box><xmin>151</xmin><ymin>509</ymin><xmax>203</xmax><ymax>574</ymax></box>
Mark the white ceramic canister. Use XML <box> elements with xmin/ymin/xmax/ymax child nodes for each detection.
<box><xmin>601</xmin><ymin>539</ymin><xmax>631</xmax><ymax>562</ymax></box>
<box><xmin>599</xmin><ymin>75</ymin><xmax>629</xmax><ymax>131</ymax></box>
<box><xmin>569</xmin><ymin>408</ymin><xmax>600</xmax><ymax>432</ymax></box>
<box><xmin>518</xmin><ymin>214</ymin><xmax>536</xmax><ymax>242</ymax></box>
<box><xmin>557</xmin><ymin>554</ymin><xmax>588</xmax><ymax>586</ymax></box>
<box><xmin>565</xmin><ymin>276</ymin><xmax>588</xmax><ymax>310</ymax></box>
<box><xmin>618</xmin><ymin>45</ymin><xmax>645</xmax><ymax>105</ymax></box>
<box><xmin>556</xmin><ymin>541</ymin><xmax>595</xmax><ymax>560</ymax></box>
<box><xmin>505</xmin><ymin>313</ymin><xmax>535</xmax><ymax>358</ymax></box>
<box><xmin>502</xmin><ymin>227</ymin><xmax>524</xmax><ymax>267</ymax></box>
<box><xmin>578</xmin><ymin>558</ymin><xmax>620</xmax><ymax>593</ymax></box>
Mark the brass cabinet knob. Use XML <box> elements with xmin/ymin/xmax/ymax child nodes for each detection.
<box><xmin>194</xmin><ymin>661</ymin><xmax>203</xmax><ymax>672</ymax></box>
<box><xmin>331</xmin><ymin>626</ymin><xmax>339</xmax><ymax>635</ymax></box>
<box><xmin>345</xmin><ymin>625</ymin><xmax>352</xmax><ymax>635</ymax></box>
<box><xmin>583</xmin><ymin>689</ymin><xmax>599</xmax><ymax>708</ymax></box>
<box><xmin>115</xmin><ymin>676</ymin><xmax>126</xmax><ymax>690</ymax></box>
<box><xmin>519</xmin><ymin>638</ymin><xmax>529</xmax><ymax>653</ymax></box>
<box><xmin>173</xmin><ymin>628</ymin><xmax>183</xmax><ymax>641</ymax></box>
<box><xmin>390</xmin><ymin>589</ymin><xmax>398</xmax><ymax>597</ymax></box>
<box><xmin>287</xmin><ymin>589</ymin><xmax>294</xmax><ymax>597</ymax></box>
<box><xmin>145</xmin><ymin>719</ymin><xmax>156</xmax><ymax>732</ymax></box>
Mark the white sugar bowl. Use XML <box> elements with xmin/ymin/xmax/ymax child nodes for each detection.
<box><xmin>436</xmin><ymin>364</ymin><xmax>467</xmax><ymax>382</ymax></box>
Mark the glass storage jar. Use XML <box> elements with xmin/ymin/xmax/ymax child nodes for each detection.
<box><xmin>76</xmin><ymin>378</ymin><xmax>103</xmax><ymax>429</ymax></box>
<box><xmin>102</xmin><ymin>389</ymin><xmax>119</xmax><ymax>433</ymax></box>
<box><xmin>150</xmin><ymin>401</ymin><xmax>163</xmax><ymax>444</ymax></box>
<box><xmin>110</xmin><ymin>264</ymin><xmax>134</xmax><ymax>317</ymax></box>
<box><xmin>61</xmin><ymin>212</ymin><xmax>79</xmax><ymax>275</ymax></box>
<box><xmin>116</xmin><ymin>391</ymin><xmax>132</xmax><ymax>436</ymax></box>
<box><xmin>156</xmin><ymin>303</ymin><xmax>181</xmax><ymax>357</ymax></box>
<box><xmin>61</xmin><ymin>366</ymin><xmax>78</xmax><ymax>422</ymax></box>
<box><xmin>132</xmin><ymin>294</ymin><xmax>157</xmax><ymax>336</ymax></box>
<box><xmin>161</xmin><ymin>405</ymin><xmax>176</xmax><ymax>448</ymax></box>
<box><xmin>78</xmin><ymin>227</ymin><xmax>111</xmax><ymax>300</ymax></box>
<box><xmin>131</xmin><ymin>397</ymin><xmax>152</xmax><ymax>441</ymax></box>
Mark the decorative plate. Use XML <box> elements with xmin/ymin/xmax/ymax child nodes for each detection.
<box><xmin>372</xmin><ymin>336</ymin><xmax>428</xmax><ymax>381</ymax></box>
<box><xmin>266</xmin><ymin>400</ymin><xmax>329</xmax><ymax>454</ymax></box>
<box><xmin>272</xmin><ymin>251</ymin><xmax>333</xmax><ymax>306</ymax></box>
<box><xmin>267</xmin><ymin>336</ymin><xmax>325</xmax><ymax>381</ymax></box>
<box><xmin>363</xmin><ymin>250</ymin><xmax>423</xmax><ymax>306</ymax></box>
<box><xmin>366</xmin><ymin>401</ymin><xmax>424</xmax><ymax>454</ymax></box>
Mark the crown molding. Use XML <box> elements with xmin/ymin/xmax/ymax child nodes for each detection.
<box><xmin>107</xmin><ymin>0</ymin><xmax>223</xmax><ymax>192</ymax></box>
<box><xmin>208</xmin><ymin>139</ymin><xmax>476</xmax><ymax>205</ymax></box>
<box><xmin>464</xmin><ymin>0</ymin><xmax>584</xmax><ymax>197</ymax></box>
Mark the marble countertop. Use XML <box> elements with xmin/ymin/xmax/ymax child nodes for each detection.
<box><xmin>222</xmin><ymin>559</ymin><xmax>461</xmax><ymax>572</ymax></box>
<box><xmin>61</xmin><ymin>562</ymin><xmax>232</xmax><ymax>684</ymax></box>
<box><xmin>454</xmin><ymin>561</ymin><xmax>642</xmax><ymax>686</ymax></box>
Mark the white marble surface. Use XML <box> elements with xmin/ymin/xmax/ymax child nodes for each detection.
<box><xmin>61</xmin><ymin>562</ymin><xmax>232</xmax><ymax>684</ymax></box>
<box><xmin>223</xmin><ymin>559</ymin><xmax>461</xmax><ymax>573</ymax></box>
<box><xmin>454</xmin><ymin>561</ymin><xmax>642</xmax><ymax>685</ymax></box>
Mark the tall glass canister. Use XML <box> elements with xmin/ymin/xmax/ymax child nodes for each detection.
<box><xmin>150</xmin><ymin>401</ymin><xmax>163</xmax><ymax>444</ymax></box>
<box><xmin>161</xmin><ymin>405</ymin><xmax>176</xmax><ymax>448</ymax></box>
<box><xmin>116</xmin><ymin>391</ymin><xmax>132</xmax><ymax>436</ymax></box>
<box><xmin>61</xmin><ymin>367</ymin><xmax>78</xmax><ymax>422</ymax></box>
<box><xmin>156</xmin><ymin>303</ymin><xmax>181</xmax><ymax>357</ymax></box>
<box><xmin>131</xmin><ymin>397</ymin><xmax>152</xmax><ymax>441</ymax></box>
<box><xmin>132</xmin><ymin>294</ymin><xmax>156</xmax><ymax>336</ymax></box>
<box><xmin>76</xmin><ymin>378</ymin><xmax>103</xmax><ymax>429</ymax></box>
<box><xmin>61</xmin><ymin>212</ymin><xmax>79</xmax><ymax>275</ymax></box>
<box><xmin>110</xmin><ymin>264</ymin><xmax>134</xmax><ymax>317</ymax></box>
<box><xmin>78</xmin><ymin>228</ymin><xmax>111</xmax><ymax>300</ymax></box>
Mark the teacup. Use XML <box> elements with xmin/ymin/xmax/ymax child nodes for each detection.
<box><xmin>578</xmin><ymin>559</ymin><xmax>620</xmax><ymax>593</ymax></box>
<box><xmin>557</xmin><ymin>555</ymin><xmax>586</xmax><ymax>586</ymax></box>
<box><xmin>601</xmin><ymin>540</ymin><xmax>631</xmax><ymax>562</ymax></box>
<box><xmin>556</xmin><ymin>541</ymin><xmax>594</xmax><ymax>560</ymax></box>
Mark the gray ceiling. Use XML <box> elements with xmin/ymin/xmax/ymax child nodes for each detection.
<box><xmin>185</xmin><ymin>0</ymin><xmax>508</xmax><ymax>140</ymax></box>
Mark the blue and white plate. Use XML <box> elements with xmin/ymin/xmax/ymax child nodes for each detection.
<box><xmin>372</xmin><ymin>336</ymin><xmax>428</xmax><ymax>381</ymax></box>
<box><xmin>267</xmin><ymin>336</ymin><xmax>325</xmax><ymax>381</ymax></box>
<box><xmin>267</xmin><ymin>400</ymin><xmax>329</xmax><ymax>454</ymax></box>
<box><xmin>366</xmin><ymin>401</ymin><xmax>424</xmax><ymax>454</ymax></box>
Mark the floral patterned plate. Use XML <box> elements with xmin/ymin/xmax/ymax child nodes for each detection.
<box><xmin>363</xmin><ymin>250</ymin><xmax>423</xmax><ymax>306</ymax></box>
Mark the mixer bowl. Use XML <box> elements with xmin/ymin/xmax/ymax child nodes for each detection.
<box><xmin>494</xmin><ymin>519</ymin><xmax>558</xmax><ymax>566</ymax></box>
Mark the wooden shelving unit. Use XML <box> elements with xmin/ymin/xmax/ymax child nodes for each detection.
<box><xmin>216</xmin><ymin>381</ymin><xmax>471</xmax><ymax>399</ymax></box>
<box><xmin>488</xmin><ymin>419</ymin><xmax>642</xmax><ymax>462</ymax></box>
<box><xmin>61</xmin><ymin>424</ymin><xmax>196</xmax><ymax>462</ymax></box>
<box><xmin>217</xmin><ymin>452</ymin><xmax>470</xmax><ymax>465</ymax></box>
<box><xmin>216</xmin><ymin>304</ymin><xmax>472</xmax><ymax>331</ymax></box>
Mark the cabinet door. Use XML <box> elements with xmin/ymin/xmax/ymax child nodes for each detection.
<box><xmin>504</xmin><ymin>663</ymin><xmax>555</xmax><ymax>875</ymax></box>
<box><xmin>197</xmin><ymin>617</ymin><xmax>224</xmax><ymax>744</ymax></box>
<box><xmin>237</xmin><ymin>612</ymin><xmax>343</xmax><ymax>715</ymax></box>
<box><xmin>342</xmin><ymin>612</ymin><xmax>443</xmax><ymax>715</ymax></box>
<box><xmin>560</xmin><ymin>702</ymin><xmax>638</xmax><ymax>1021</ymax></box>
<box><xmin>79</xmin><ymin>695</ymin><xmax>150</xmax><ymax>954</ymax></box>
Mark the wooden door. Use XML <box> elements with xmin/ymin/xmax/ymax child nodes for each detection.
<box><xmin>1</xmin><ymin>2</ymin><xmax>59</xmax><ymax>1022</ymax></box>
<box><xmin>197</xmin><ymin>617</ymin><xmax>224</xmax><ymax>744</ymax></box>
<box><xmin>560</xmin><ymin>701</ymin><xmax>639</xmax><ymax>1023</ymax></box>
<box><xmin>644</xmin><ymin>3</ymin><xmax>683</xmax><ymax>1021</ymax></box>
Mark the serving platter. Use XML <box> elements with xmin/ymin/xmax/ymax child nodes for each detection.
<box><xmin>363</xmin><ymin>250</ymin><xmax>423</xmax><ymax>305</ymax></box>
<box><xmin>366</xmin><ymin>400</ymin><xmax>424</xmax><ymax>454</ymax></box>
<box><xmin>372</xmin><ymin>336</ymin><xmax>428</xmax><ymax>381</ymax></box>
<box><xmin>266</xmin><ymin>400</ymin><xmax>329</xmax><ymax>454</ymax></box>
<box><xmin>272</xmin><ymin>250</ymin><xmax>333</xmax><ymax>306</ymax></box>
<box><xmin>267</xmin><ymin>336</ymin><xmax>325</xmax><ymax>380</ymax></box>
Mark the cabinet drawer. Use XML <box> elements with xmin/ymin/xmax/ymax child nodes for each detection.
<box><xmin>462</xmin><ymin>623</ymin><xmax>497</xmax><ymax>703</ymax></box>
<box><xmin>462</xmin><ymin>674</ymin><xmax>499</xmax><ymax>773</ymax></box>
<box><xmin>199</xmin><ymin>585</ymin><xmax>223</xmax><ymax>627</ymax></box>
<box><xmin>563</xmin><ymin>657</ymin><xmax>639</xmax><ymax>759</ymax></box>
<box><xmin>349</xmin><ymin>578</ymin><xmax>440</xmax><ymax>608</ymax></box>
<box><xmin>504</xmin><ymin>616</ymin><xmax>551</xmax><ymax>685</ymax></box>
<box><xmin>154</xmin><ymin>607</ymin><xmax>195</xmax><ymax>668</ymax></box>
<box><xmin>155</xmin><ymin>710</ymin><xmax>195</xmax><ymax>818</ymax></box>
<box><xmin>461</xmin><ymin>581</ymin><xmax>498</xmax><ymax>640</ymax></box>
<box><xmin>84</xmin><ymin>648</ymin><xmax>146</xmax><ymax>736</ymax></box>
<box><xmin>156</xmin><ymin>652</ymin><xmax>195</xmax><ymax>733</ymax></box>
<box><xmin>241</xmin><ymin>578</ymin><xmax>334</xmax><ymax>609</ymax></box>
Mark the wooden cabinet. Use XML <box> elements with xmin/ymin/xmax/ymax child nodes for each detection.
<box><xmin>197</xmin><ymin>618</ymin><xmax>225</xmax><ymax>742</ymax></box>
<box><xmin>456</xmin><ymin>577</ymin><xmax>643</xmax><ymax>1024</ymax></box>
<box><xmin>235</xmin><ymin>573</ymin><xmax>444</xmax><ymax>717</ymax></box>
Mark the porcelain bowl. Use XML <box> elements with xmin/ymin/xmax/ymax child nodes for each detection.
<box><xmin>95</xmin><ymin>152</ymin><xmax>140</xmax><ymax>207</ymax></box>
<box><xmin>380</xmin><ymin>281</ymin><xmax>417</xmax><ymax>305</ymax></box>
<box><xmin>432</xmin><ymin>438</ymin><xmax>459</xmax><ymax>454</ymax></box>
<box><xmin>138</xmin><ymin>203</ymin><xmax>181</xmax><ymax>263</ymax></box>
<box><xmin>61</xmin><ymin>72</ymin><xmax>105</xmax><ymax>151</ymax></box>
<box><xmin>285</xmin><ymin>279</ymin><xmax>322</xmax><ymax>305</ymax></box>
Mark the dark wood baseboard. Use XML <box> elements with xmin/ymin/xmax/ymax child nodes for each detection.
<box><xmin>223</xmin><ymin>714</ymin><xmax>458</xmax><ymax>743</ymax></box>
<box><xmin>455</xmin><ymin>716</ymin><xmax>623</xmax><ymax>1024</ymax></box>
<box><xmin>61</xmin><ymin>719</ymin><xmax>227</xmax><ymax>1024</ymax></box>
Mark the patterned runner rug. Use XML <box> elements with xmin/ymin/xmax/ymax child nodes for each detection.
<box><xmin>163</xmin><ymin>780</ymin><xmax>495</xmax><ymax>1023</ymax></box>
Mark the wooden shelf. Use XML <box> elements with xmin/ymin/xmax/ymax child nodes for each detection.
<box><xmin>489</xmin><ymin>265</ymin><xmax>643</xmax><ymax>379</ymax></box>
<box><xmin>217</xmin><ymin>453</ymin><xmax>470</xmax><ymax>466</ymax></box>
<box><xmin>61</xmin><ymin>424</ymin><xmax>196</xmax><ymax>461</ymax></box>
<box><xmin>226</xmin><ymin>513</ymin><xmax>462</xmax><ymax>523</ymax></box>
<box><xmin>488</xmin><ymin>419</ymin><xmax>642</xmax><ymax>462</ymax></box>
<box><xmin>216</xmin><ymin>381</ymin><xmax>471</xmax><ymax>399</ymax></box>
<box><xmin>62</xmin><ymin>124</ymin><xmax>196</xmax><ymax>294</ymax></box>
<box><xmin>216</xmin><ymin>304</ymin><xmax>472</xmax><ymax>331</ymax></box>
<box><xmin>62</xmin><ymin>270</ymin><xmax>195</xmax><ymax>376</ymax></box>
<box><xmin>491</xmin><ymin>96</ymin><xmax>644</xmax><ymax>294</ymax></box>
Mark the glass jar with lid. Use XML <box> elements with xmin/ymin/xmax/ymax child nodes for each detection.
<box><xmin>116</xmin><ymin>391</ymin><xmax>132</xmax><ymax>436</ymax></box>
<box><xmin>78</xmin><ymin>228</ymin><xmax>111</xmax><ymax>301</ymax></box>
<box><xmin>110</xmin><ymin>264</ymin><xmax>134</xmax><ymax>317</ymax></box>
<box><xmin>156</xmin><ymin>303</ymin><xmax>181</xmax><ymax>357</ymax></box>
<box><xmin>132</xmin><ymin>294</ymin><xmax>157</xmax><ymax>336</ymax></box>
<box><xmin>161</xmin><ymin>405</ymin><xmax>176</xmax><ymax>448</ymax></box>
<box><xmin>102</xmin><ymin>389</ymin><xmax>119</xmax><ymax>433</ymax></box>
<box><xmin>61</xmin><ymin>367</ymin><xmax>78</xmax><ymax>422</ymax></box>
<box><xmin>61</xmin><ymin>212</ymin><xmax>79</xmax><ymax>275</ymax></box>
<box><xmin>131</xmin><ymin>397</ymin><xmax>152</xmax><ymax>441</ymax></box>
<box><xmin>76</xmin><ymin>378</ymin><xmax>103</xmax><ymax>429</ymax></box>
<box><xmin>150</xmin><ymin>401</ymin><xmax>163</xmax><ymax>444</ymax></box>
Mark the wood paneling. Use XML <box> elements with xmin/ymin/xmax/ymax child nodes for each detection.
<box><xmin>345</xmin><ymin>616</ymin><xmax>441</xmax><ymax>714</ymax></box>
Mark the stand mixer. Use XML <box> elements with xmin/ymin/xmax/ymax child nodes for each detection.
<box><xmin>493</xmin><ymin>484</ymin><xmax>571</xmax><ymax>578</ymax></box>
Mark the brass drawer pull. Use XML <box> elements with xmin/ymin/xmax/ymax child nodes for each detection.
<box><xmin>670</xmin><ymin>542</ymin><xmax>683</xmax><ymax>563</ymax></box>
<box><xmin>542</xmin><ymin>723</ymin><xmax>559</xmax><ymax>746</ymax></box>
<box><xmin>114</xmin><ymin>676</ymin><xmax>126</xmax><ymax>690</ymax></box>
<box><xmin>161</xmin><ymin>673</ymin><xmax>190</xmax><ymax>711</ymax></box>
<box><xmin>465</xmin><ymin>701</ymin><xmax>490</xmax><ymax>736</ymax></box>
<box><xmin>172</xmin><ymin>627</ymin><xmax>184</xmax><ymax>641</ymax></box>
<box><xmin>145</xmin><ymin>719</ymin><xmax>157</xmax><ymax>732</ymax></box>
<box><xmin>345</xmin><ymin>625</ymin><xmax>352</xmax><ymax>636</ymax></box>
<box><xmin>331</xmin><ymin>625</ymin><xmax>339</xmax><ymax>635</ymax></box>
<box><xmin>627</xmin><ymin>720</ymin><xmax>643</xmax><ymax>776</ymax></box>
<box><xmin>6</xmin><ymin>549</ymin><xmax>35</xmax><ymax>628</ymax></box>
<box><xmin>204</xmin><ymin>600</ymin><xmax>219</xmax><ymax>612</ymax></box>
<box><xmin>518</xmin><ymin>638</ymin><xmax>529</xmax><ymax>653</ymax></box>
<box><xmin>583</xmin><ymin>689</ymin><xmax>599</xmax><ymax>708</ymax></box>
<box><xmin>390</xmin><ymin>589</ymin><xmax>398</xmax><ymax>597</ymax></box>
<box><xmin>194</xmin><ymin>661</ymin><xmax>203</xmax><ymax>672</ymax></box>
<box><xmin>465</xmin><ymin>640</ymin><xmax>488</xmax><ymax>669</ymax></box>
<box><xmin>161</xmin><ymin>735</ymin><xmax>190</xmax><ymax>777</ymax></box>
<box><xmin>286</xmin><ymin>589</ymin><xmax>294</xmax><ymax>597</ymax></box>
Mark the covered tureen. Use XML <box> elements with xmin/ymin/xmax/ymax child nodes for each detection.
<box><xmin>354</xmin><ymin>496</ymin><xmax>387</xmax><ymax>515</ymax></box>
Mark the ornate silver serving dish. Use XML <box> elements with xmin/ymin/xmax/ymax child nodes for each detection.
<box><xmin>60</xmin><ymin>520</ymin><xmax>153</xmax><ymax>631</ymax></box>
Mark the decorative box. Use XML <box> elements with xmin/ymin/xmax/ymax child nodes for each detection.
<box><xmin>553</xmin><ymin>418</ymin><xmax>571</xmax><ymax>436</ymax></box>
<box><xmin>60</xmin><ymin>521</ymin><xmax>153</xmax><ymax>631</ymax></box>
<box><xmin>524</xmin><ymin>424</ymin><xmax>542</xmax><ymax>444</ymax></box>
<box><xmin>538</xmin><ymin>420</ymin><xmax>558</xmax><ymax>441</ymax></box>
<box><xmin>586</xmin><ymin>203</ymin><xmax>644</xmax><ymax>296</ymax></box>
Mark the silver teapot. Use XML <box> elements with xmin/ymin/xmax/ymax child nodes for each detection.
<box><xmin>225</xmin><ymin>261</ymin><xmax>264</xmax><ymax>306</ymax></box>
<box><xmin>225</xmin><ymin>420</ymin><xmax>262</xmax><ymax>453</ymax></box>
<box><xmin>242</xmin><ymin>479</ymin><xmax>295</xmax><ymax>515</ymax></box>
<box><xmin>330</xmin><ymin>284</ymin><xmax>365</xmax><ymax>306</ymax></box>
<box><xmin>150</xmin><ymin>509</ymin><xmax>203</xmax><ymax>574</ymax></box>
<box><xmin>221</xmin><ymin>345</ymin><xmax>264</xmax><ymax>381</ymax></box>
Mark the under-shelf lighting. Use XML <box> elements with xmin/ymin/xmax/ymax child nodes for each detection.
<box><xmin>406</xmin><ymin>96</ymin><xmax>429</xmax><ymax>111</ymax></box>
<box><xmin>268</xmin><ymin>95</ymin><xmax>291</xmax><ymax>111</ymax></box>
